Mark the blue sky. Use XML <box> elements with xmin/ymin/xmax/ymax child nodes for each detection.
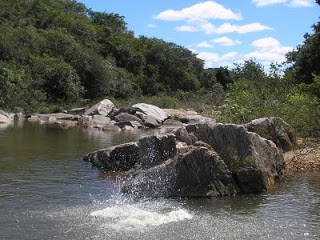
<box><xmin>78</xmin><ymin>0</ymin><xmax>319</xmax><ymax>69</ymax></box>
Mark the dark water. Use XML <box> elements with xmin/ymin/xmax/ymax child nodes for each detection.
<box><xmin>0</xmin><ymin>122</ymin><xmax>319</xmax><ymax>240</ymax></box>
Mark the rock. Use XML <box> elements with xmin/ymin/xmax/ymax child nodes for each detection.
<box><xmin>91</xmin><ymin>115</ymin><xmax>111</xmax><ymax>128</ymax></box>
<box><xmin>138</xmin><ymin>134</ymin><xmax>177</xmax><ymax>168</ymax></box>
<box><xmin>132</xmin><ymin>103</ymin><xmax>169</xmax><ymax>123</ymax></box>
<box><xmin>114</xmin><ymin>113</ymin><xmax>143</xmax><ymax>124</ymax></box>
<box><xmin>185</xmin><ymin>123</ymin><xmax>285</xmax><ymax>193</ymax></box>
<box><xmin>39</xmin><ymin>113</ymin><xmax>75</xmax><ymax>120</ymax></box>
<box><xmin>174</xmin><ymin>127</ymin><xmax>193</xmax><ymax>145</ymax></box>
<box><xmin>163</xmin><ymin>119</ymin><xmax>183</xmax><ymax>126</ymax></box>
<box><xmin>115</xmin><ymin>121</ymin><xmax>143</xmax><ymax>130</ymax></box>
<box><xmin>173</xmin><ymin>147</ymin><xmax>238</xmax><ymax>197</ymax></box>
<box><xmin>84</xmin><ymin>99</ymin><xmax>114</xmax><ymax>116</ymax></box>
<box><xmin>84</xmin><ymin>122</ymin><xmax>285</xmax><ymax>198</ymax></box>
<box><xmin>0</xmin><ymin>113</ymin><xmax>10</xmax><ymax>124</ymax></box>
<box><xmin>121</xmin><ymin>145</ymin><xmax>238</xmax><ymax>198</ymax></box>
<box><xmin>67</xmin><ymin>107</ymin><xmax>86</xmax><ymax>115</ymax></box>
<box><xmin>79</xmin><ymin>115</ymin><xmax>92</xmax><ymax>127</ymax></box>
<box><xmin>83</xmin><ymin>142</ymin><xmax>140</xmax><ymax>171</ymax></box>
<box><xmin>179</xmin><ymin>115</ymin><xmax>216</xmax><ymax>124</ymax></box>
<box><xmin>14</xmin><ymin>113</ymin><xmax>24</xmax><ymax>121</ymax></box>
<box><xmin>142</xmin><ymin>115</ymin><xmax>161</xmax><ymax>128</ymax></box>
<box><xmin>245</xmin><ymin>117</ymin><xmax>296</xmax><ymax>152</ymax></box>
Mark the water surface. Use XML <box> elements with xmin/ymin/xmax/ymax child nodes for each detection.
<box><xmin>0</xmin><ymin>122</ymin><xmax>319</xmax><ymax>239</ymax></box>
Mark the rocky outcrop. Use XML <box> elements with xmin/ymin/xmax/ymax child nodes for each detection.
<box><xmin>84</xmin><ymin>99</ymin><xmax>114</xmax><ymax>116</ymax></box>
<box><xmin>245</xmin><ymin>117</ymin><xmax>296</xmax><ymax>152</ymax></box>
<box><xmin>84</xmin><ymin>121</ymin><xmax>286</xmax><ymax>198</ymax></box>
<box><xmin>184</xmin><ymin>123</ymin><xmax>284</xmax><ymax>193</ymax></box>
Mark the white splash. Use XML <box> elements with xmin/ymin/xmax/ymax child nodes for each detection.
<box><xmin>90</xmin><ymin>204</ymin><xmax>193</xmax><ymax>230</ymax></box>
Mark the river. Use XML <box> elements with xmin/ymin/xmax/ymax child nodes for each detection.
<box><xmin>0</xmin><ymin>122</ymin><xmax>319</xmax><ymax>239</ymax></box>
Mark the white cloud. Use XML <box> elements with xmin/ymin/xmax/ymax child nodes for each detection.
<box><xmin>196</xmin><ymin>41</ymin><xmax>214</xmax><ymax>48</ymax></box>
<box><xmin>245</xmin><ymin>37</ymin><xmax>293</xmax><ymax>62</ymax></box>
<box><xmin>289</xmin><ymin>0</ymin><xmax>313</xmax><ymax>7</ymax></box>
<box><xmin>252</xmin><ymin>0</ymin><xmax>287</xmax><ymax>6</ymax></box>
<box><xmin>154</xmin><ymin>1</ymin><xmax>242</xmax><ymax>22</ymax></box>
<box><xmin>201</xmin><ymin>22</ymin><xmax>272</xmax><ymax>34</ymax></box>
<box><xmin>176</xmin><ymin>25</ymin><xmax>199</xmax><ymax>32</ymax></box>
<box><xmin>197</xmin><ymin>51</ymin><xmax>239</xmax><ymax>68</ymax></box>
<box><xmin>147</xmin><ymin>24</ymin><xmax>157</xmax><ymax>28</ymax></box>
<box><xmin>212</xmin><ymin>36</ymin><xmax>242</xmax><ymax>46</ymax></box>
<box><xmin>252</xmin><ymin>0</ymin><xmax>313</xmax><ymax>7</ymax></box>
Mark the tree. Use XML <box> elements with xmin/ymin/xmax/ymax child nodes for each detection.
<box><xmin>286</xmin><ymin>1</ymin><xmax>320</xmax><ymax>84</ymax></box>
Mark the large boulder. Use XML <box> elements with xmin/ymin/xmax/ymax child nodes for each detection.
<box><xmin>245</xmin><ymin>117</ymin><xmax>296</xmax><ymax>152</ymax></box>
<box><xmin>83</xmin><ymin>122</ymin><xmax>285</xmax><ymax>198</ymax></box>
<box><xmin>122</xmin><ymin>146</ymin><xmax>239</xmax><ymax>198</ymax></box>
<box><xmin>84</xmin><ymin>99</ymin><xmax>114</xmax><ymax>116</ymax></box>
<box><xmin>138</xmin><ymin>134</ymin><xmax>177</xmax><ymax>167</ymax></box>
<box><xmin>79</xmin><ymin>115</ymin><xmax>110</xmax><ymax>128</ymax></box>
<box><xmin>83</xmin><ymin>142</ymin><xmax>140</xmax><ymax>171</ymax></box>
<box><xmin>185</xmin><ymin>123</ymin><xmax>285</xmax><ymax>193</ymax></box>
<box><xmin>132</xmin><ymin>103</ymin><xmax>168</xmax><ymax>123</ymax></box>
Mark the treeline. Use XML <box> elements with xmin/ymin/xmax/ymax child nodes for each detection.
<box><xmin>0</xmin><ymin>0</ymin><xmax>209</xmax><ymax>110</ymax></box>
<box><xmin>0</xmin><ymin>0</ymin><xmax>319</xmax><ymax>137</ymax></box>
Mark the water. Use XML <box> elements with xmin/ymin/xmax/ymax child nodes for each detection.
<box><xmin>0</xmin><ymin>122</ymin><xmax>319</xmax><ymax>239</ymax></box>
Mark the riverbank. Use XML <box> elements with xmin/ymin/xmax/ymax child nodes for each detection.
<box><xmin>284</xmin><ymin>138</ymin><xmax>320</xmax><ymax>174</ymax></box>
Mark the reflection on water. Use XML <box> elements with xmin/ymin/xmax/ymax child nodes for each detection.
<box><xmin>0</xmin><ymin>122</ymin><xmax>319</xmax><ymax>239</ymax></box>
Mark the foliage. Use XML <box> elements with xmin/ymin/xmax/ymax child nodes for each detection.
<box><xmin>287</xmin><ymin>2</ymin><xmax>320</xmax><ymax>85</ymax></box>
<box><xmin>222</xmin><ymin>72</ymin><xmax>320</xmax><ymax>137</ymax></box>
<box><xmin>0</xmin><ymin>0</ymin><xmax>207</xmax><ymax>111</ymax></box>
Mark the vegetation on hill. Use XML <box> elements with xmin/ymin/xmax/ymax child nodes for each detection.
<box><xmin>0</xmin><ymin>0</ymin><xmax>319</xmax><ymax>137</ymax></box>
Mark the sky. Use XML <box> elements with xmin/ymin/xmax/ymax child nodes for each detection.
<box><xmin>78</xmin><ymin>0</ymin><xmax>319</xmax><ymax>69</ymax></box>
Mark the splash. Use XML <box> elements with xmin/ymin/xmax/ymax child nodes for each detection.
<box><xmin>90</xmin><ymin>204</ymin><xmax>193</xmax><ymax>230</ymax></box>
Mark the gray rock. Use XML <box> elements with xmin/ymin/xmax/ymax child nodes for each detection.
<box><xmin>14</xmin><ymin>112</ymin><xmax>24</xmax><ymax>120</ymax></box>
<box><xmin>83</xmin><ymin>142</ymin><xmax>140</xmax><ymax>171</ymax></box>
<box><xmin>84</xmin><ymin>99</ymin><xmax>114</xmax><ymax>116</ymax></box>
<box><xmin>0</xmin><ymin>113</ymin><xmax>10</xmax><ymax>124</ymax></box>
<box><xmin>91</xmin><ymin>115</ymin><xmax>111</xmax><ymax>127</ymax></box>
<box><xmin>84</xmin><ymin>122</ymin><xmax>286</xmax><ymax>198</ymax></box>
<box><xmin>114</xmin><ymin>113</ymin><xmax>143</xmax><ymax>124</ymax></box>
<box><xmin>132</xmin><ymin>103</ymin><xmax>168</xmax><ymax>123</ymax></box>
<box><xmin>115</xmin><ymin>121</ymin><xmax>143</xmax><ymax>130</ymax></box>
<box><xmin>121</xmin><ymin>145</ymin><xmax>238</xmax><ymax>198</ymax></box>
<box><xmin>245</xmin><ymin>117</ymin><xmax>296</xmax><ymax>152</ymax></box>
<box><xmin>180</xmin><ymin>115</ymin><xmax>216</xmax><ymax>124</ymax></box>
<box><xmin>143</xmin><ymin>115</ymin><xmax>161</xmax><ymax>128</ymax></box>
<box><xmin>163</xmin><ymin>119</ymin><xmax>183</xmax><ymax>126</ymax></box>
<box><xmin>174</xmin><ymin>127</ymin><xmax>193</xmax><ymax>145</ymax></box>
<box><xmin>139</xmin><ymin>134</ymin><xmax>177</xmax><ymax>168</ymax></box>
<box><xmin>185</xmin><ymin>123</ymin><xmax>285</xmax><ymax>193</ymax></box>
<box><xmin>79</xmin><ymin>115</ymin><xmax>92</xmax><ymax>127</ymax></box>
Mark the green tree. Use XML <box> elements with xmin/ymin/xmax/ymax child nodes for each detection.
<box><xmin>286</xmin><ymin>1</ymin><xmax>320</xmax><ymax>84</ymax></box>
